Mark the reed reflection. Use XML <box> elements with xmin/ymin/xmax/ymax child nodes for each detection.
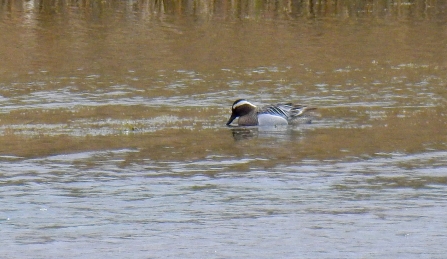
<box><xmin>0</xmin><ymin>0</ymin><xmax>444</xmax><ymax>21</ymax></box>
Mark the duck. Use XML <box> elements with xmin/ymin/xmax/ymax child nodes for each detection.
<box><xmin>226</xmin><ymin>99</ymin><xmax>316</xmax><ymax>126</ymax></box>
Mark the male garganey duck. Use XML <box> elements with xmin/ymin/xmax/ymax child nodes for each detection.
<box><xmin>226</xmin><ymin>99</ymin><xmax>316</xmax><ymax>126</ymax></box>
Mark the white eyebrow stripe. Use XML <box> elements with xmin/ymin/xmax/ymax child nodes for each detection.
<box><xmin>233</xmin><ymin>100</ymin><xmax>255</xmax><ymax>109</ymax></box>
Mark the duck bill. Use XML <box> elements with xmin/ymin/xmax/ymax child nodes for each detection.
<box><xmin>226</xmin><ymin>114</ymin><xmax>237</xmax><ymax>126</ymax></box>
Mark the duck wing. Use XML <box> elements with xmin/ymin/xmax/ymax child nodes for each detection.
<box><xmin>259</xmin><ymin>104</ymin><xmax>293</xmax><ymax>119</ymax></box>
<box><xmin>259</xmin><ymin>103</ymin><xmax>315</xmax><ymax>119</ymax></box>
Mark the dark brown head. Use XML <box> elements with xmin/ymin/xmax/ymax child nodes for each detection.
<box><xmin>226</xmin><ymin>99</ymin><xmax>257</xmax><ymax>126</ymax></box>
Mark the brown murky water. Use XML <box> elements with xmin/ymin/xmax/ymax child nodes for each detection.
<box><xmin>1</xmin><ymin>0</ymin><xmax>447</xmax><ymax>258</ymax></box>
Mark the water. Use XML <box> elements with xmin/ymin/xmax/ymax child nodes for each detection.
<box><xmin>1</xmin><ymin>0</ymin><xmax>447</xmax><ymax>258</ymax></box>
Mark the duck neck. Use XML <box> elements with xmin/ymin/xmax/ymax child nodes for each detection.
<box><xmin>238</xmin><ymin>110</ymin><xmax>258</xmax><ymax>126</ymax></box>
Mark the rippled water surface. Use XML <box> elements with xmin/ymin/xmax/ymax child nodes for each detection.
<box><xmin>1</xmin><ymin>0</ymin><xmax>447</xmax><ymax>258</ymax></box>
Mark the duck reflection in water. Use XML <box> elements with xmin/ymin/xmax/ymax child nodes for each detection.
<box><xmin>230</xmin><ymin>125</ymin><xmax>309</xmax><ymax>141</ymax></box>
<box><xmin>230</xmin><ymin>127</ymin><xmax>258</xmax><ymax>141</ymax></box>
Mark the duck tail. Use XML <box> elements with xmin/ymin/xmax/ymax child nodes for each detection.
<box><xmin>290</xmin><ymin>105</ymin><xmax>317</xmax><ymax>117</ymax></box>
